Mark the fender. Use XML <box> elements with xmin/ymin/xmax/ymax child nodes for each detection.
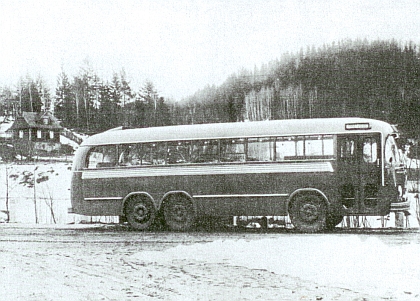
<box><xmin>288</xmin><ymin>188</ymin><xmax>329</xmax><ymax>205</ymax></box>
<box><xmin>121</xmin><ymin>192</ymin><xmax>155</xmax><ymax>215</ymax></box>
<box><xmin>160</xmin><ymin>190</ymin><xmax>197</xmax><ymax>214</ymax></box>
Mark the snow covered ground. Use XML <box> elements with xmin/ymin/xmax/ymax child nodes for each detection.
<box><xmin>0</xmin><ymin>225</ymin><xmax>419</xmax><ymax>300</ymax></box>
<box><xmin>132</xmin><ymin>233</ymin><xmax>420</xmax><ymax>300</ymax></box>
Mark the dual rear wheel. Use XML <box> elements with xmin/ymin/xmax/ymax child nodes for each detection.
<box><xmin>124</xmin><ymin>194</ymin><xmax>195</xmax><ymax>231</ymax></box>
<box><xmin>124</xmin><ymin>196</ymin><xmax>156</xmax><ymax>230</ymax></box>
<box><xmin>162</xmin><ymin>194</ymin><xmax>195</xmax><ymax>231</ymax></box>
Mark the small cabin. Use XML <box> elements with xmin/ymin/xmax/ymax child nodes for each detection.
<box><xmin>8</xmin><ymin>112</ymin><xmax>63</xmax><ymax>152</ymax></box>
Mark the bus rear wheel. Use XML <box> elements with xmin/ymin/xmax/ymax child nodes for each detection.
<box><xmin>125</xmin><ymin>196</ymin><xmax>156</xmax><ymax>230</ymax></box>
<box><xmin>288</xmin><ymin>193</ymin><xmax>327</xmax><ymax>232</ymax></box>
<box><xmin>162</xmin><ymin>194</ymin><xmax>195</xmax><ymax>231</ymax></box>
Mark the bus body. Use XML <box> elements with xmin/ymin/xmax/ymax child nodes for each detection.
<box><xmin>70</xmin><ymin>117</ymin><xmax>407</xmax><ymax>232</ymax></box>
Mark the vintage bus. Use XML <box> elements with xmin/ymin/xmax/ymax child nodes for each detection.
<box><xmin>70</xmin><ymin>117</ymin><xmax>408</xmax><ymax>232</ymax></box>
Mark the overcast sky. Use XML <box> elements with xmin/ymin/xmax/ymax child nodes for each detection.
<box><xmin>1</xmin><ymin>0</ymin><xmax>419</xmax><ymax>100</ymax></box>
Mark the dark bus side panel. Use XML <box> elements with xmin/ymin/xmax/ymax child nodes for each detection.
<box><xmin>75</xmin><ymin>165</ymin><xmax>337</xmax><ymax>217</ymax></box>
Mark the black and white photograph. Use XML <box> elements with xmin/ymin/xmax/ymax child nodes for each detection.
<box><xmin>1</xmin><ymin>0</ymin><xmax>420</xmax><ymax>300</ymax></box>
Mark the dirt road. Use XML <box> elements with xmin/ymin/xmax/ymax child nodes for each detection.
<box><xmin>0</xmin><ymin>224</ymin><xmax>418</xmax><ymax>301</ymax></box>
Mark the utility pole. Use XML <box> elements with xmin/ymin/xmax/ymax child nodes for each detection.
<box><xmin>5</xmin><ymin>166</ymin><xmax>10</xmax><ymax>222</ymax></box>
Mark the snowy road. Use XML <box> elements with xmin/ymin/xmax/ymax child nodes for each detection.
<box><xmin>0</xmin><ymin>224</ymin><xmax>420</xmax><ymax>301</ymax></box>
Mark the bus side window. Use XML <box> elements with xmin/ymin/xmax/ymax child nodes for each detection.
<box><xmin>87</xmin><ymin>145</ymin><xmax>117</xmax><ymax>169</ymax></box>
<box><xmin>305</xmin><ymin>136</ymin><xmax>323</xmax><ymax>157</ymax></box>
<box><xmin>191</xmin><ymin>140</ymin><xmax>219</xmax><ymax>163</ymax></box>
<box><xmin>129</xmin><ymin>144</ymin><xmax>142</xmax><ymax>165</ymax></box>
<box><xmin>118</xmin><ymin>144</ymin><xmax>130</xmax><ymax>166</ymax></box>
<box><xmin>167</xmin><ymin>141</ymin><xmax>190</xmax><ymax>164</ymax></box>
<box><xmin>247</xmin><ymin>138</ymin><xmax>273</xmax><ymax>161</ymax></box>
<box><xmin>363</xmin><ymin>137</ymin><xmax>377</xmax><ymax>164</ymax></box>
<box><xmin>323</xmin><ymin>135</ymin><xmax>334</xmax><ymax>156</ymax></box>
<box><xmin>142</xmin><ymin>143</ymin><xmax>166</xmax><ymax>165</ymax></box>
<box><xmin>276</xmin><ymin>137</ymin><xmax>297</xmax><ymax>161</ymax></box>
<box><xmin>156</xmin><ymin>143</ymin><xmax>167</xmax><ymax>165</ymax></box>
<box><xmin>305</xmin><ymin>135</ymin><xmax>334</xmax><ymax>158</ymax></box>
<box><xmin>220</xmin><ymin>138</ymin><xmax>246</xmax><ymax>162</ymax></box>
<box><xmin>118</xmin><ymin>144</ymin><xmax>142</xmax><ymax>166</ymax></box>
<box><xmin>340</xmin><ymin>138</ymin><xmax>356</xmax><ymax>162</ymax></box>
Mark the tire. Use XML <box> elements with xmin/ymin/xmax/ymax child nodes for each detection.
<box><xmin>288</xmin><ymin>193</ymin><xmax>327</xmax><ymax>232</ymax></box>
<box><xmin>162</xmin><ymin>194</ymin><xmax>195</xmax><ymax>231</ymax></box>
<box><xmin>326</xmin><ymin>213</ymin><xmax>343</xmax><ymax>230</ymax></box>
<box><xmin>125</xmin><ymin>196</ymin><xmax>156</xmax><ymax>230</ymax></box>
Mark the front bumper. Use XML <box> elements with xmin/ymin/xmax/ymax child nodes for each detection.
<box><xmin>390</xmin><ymin>200</ymin><xmax>411</xmax><ymax>212</ymax></box>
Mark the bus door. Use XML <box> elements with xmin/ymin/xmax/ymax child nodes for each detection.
<box><xmin>337</xmin><ymin>134</ymin><xmax>381</xmax><ymax>213</ymax></box>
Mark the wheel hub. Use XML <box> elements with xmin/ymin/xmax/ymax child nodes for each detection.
<box><xmin>300</xmin><ymin>203</ymin><xmax>318</xmax><ymax>222</ymax></box>
<box><xmin>134</xmin><ymin>204</ymin><xmax>149</xmax><ymax>222</ymax></box>
<box><xmin>173</xmin><ymin>204</ymin><xmax>186</xmax><ymax>221</ymax></box>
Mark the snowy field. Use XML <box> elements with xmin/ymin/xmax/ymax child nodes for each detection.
<box><xmin>0</xmin><ymin>225</ymin><xmax>420</xmax><ymax>300</ymax></box>
<box><xmin>132</xmin><ymin>233</ymin><xmax>420</xmax><ymax>300</ymax></box>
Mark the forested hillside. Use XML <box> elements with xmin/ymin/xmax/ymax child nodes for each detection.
<box><xmin>1</xmin><ymin>39</ymin><xmax>420</xmax><ymax>137</ymax></box>
<box><xmin>177</xmin><ymin>39</ymin><xmax>420</xmax><ymax>137</ymax></box>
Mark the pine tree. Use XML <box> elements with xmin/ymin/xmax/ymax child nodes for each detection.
<box><xmin>55</xmin><ymin>70</ymin><xmax>75</xmax><ymax>127</ymax></box>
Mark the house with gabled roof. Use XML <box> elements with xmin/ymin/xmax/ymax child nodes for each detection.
<box><xmin>7</xmin><ymin>111</ymin><xmax>63</xmax><ymax>152</ymax></box>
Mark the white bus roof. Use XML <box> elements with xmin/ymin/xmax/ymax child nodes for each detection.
<box><xmin>81</xmin><ymin>117</ymin><xmax>396</xmax><ymax>147</ymax></box>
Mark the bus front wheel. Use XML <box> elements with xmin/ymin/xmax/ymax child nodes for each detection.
<box><xmin>125</xmin><ymin>196</ymin><xmax>156</xmax><ymax>230</ymax></box>
<box><xmin>288</xmin><ymin>193</ymin><xmax>327</xmax><ymax>232</ymax></box>
<box><xmin>162</xmin><ymin>194</ymin><xmax>195</xmax><ymax>231</ymax></box>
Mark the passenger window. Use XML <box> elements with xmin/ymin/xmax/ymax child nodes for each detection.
<box><xmin>305</xmin><ymin>135</ymin><xmax>334</xmax><ymax>158</ymax></box>
<box><xmin>167</xmin><ymin>141</ymin><xmax>191</xmax><ymax>164</ymax></box>
<box><xmin>340</xmin><ymin>138</ymin><xmax>356</xmax><ymax>161</ymax></box>
<box><xmin>142</xmin><ymin>143</ymin><xmax>166</xmax><ymax>165</ymax></box>
<box><xmin>276</xmin><ymin>137</ymin><xmax>297</xmax><ymax>160</ymax></box>
<box><xmin>220</xmin><ymin>138</ymin><xmax>246</xmax><ymax>162</ymax></box>
<box><xmin>87</xmin><ymin>145</ymin><xmax>117</xmax><ymax>169</ymax></box>
<box><xmin>247</xmin><ymin>138</ymin><xmax>273</xmax><ymax>161</ymax></box>
<box><xmin>305</xmin><ymin>136</ymin><xmax>323</xmax><ymax>157</ymax></box>
<box><xmin>363</xmin><ymin>137</ymin><xmax>377</xmax><ymax>164</ymax></box>
<box><xmin>296</xmin><ymin>137</ymin><xmax>304</xmax><ymax>157</ymax></box>
<box><xmin>118</xmin><ymin>144</ymin><xmax>142</xmax><ymax>166</ymax></box>
<box><xmin>305</xmin><ymin>136</ymin><xmax>322</xmax><ymax>157</ymax></box>
<box><xmin>191</xmin><ymin>140</ymin><xmax>219</xmax><ymax>163</ymax></box>
<box><xmin>323</xmin><ymin>136</ymin><xmax>334</xmax><ymax>156</ymax></box>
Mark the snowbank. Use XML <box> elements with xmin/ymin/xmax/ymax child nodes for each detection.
<box><xmin>131</xmin><ymin>234</ymin><xmax>420</xmax><ymax>299</ymax></box>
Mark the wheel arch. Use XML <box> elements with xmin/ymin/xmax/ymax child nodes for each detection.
<box><xmin>121</xmin><ymin>192</ymin><xmax>155</xmax><ymax>215</ymax></box>
<box><xmin>288</xmin><ymin>188</ymin><xmax>330</xmax><ymax>209</ymax></box>
<box><xmin>160</xmin><ymin>190</ymin><xmax>197</xmax><ymax>213</ymax></box>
